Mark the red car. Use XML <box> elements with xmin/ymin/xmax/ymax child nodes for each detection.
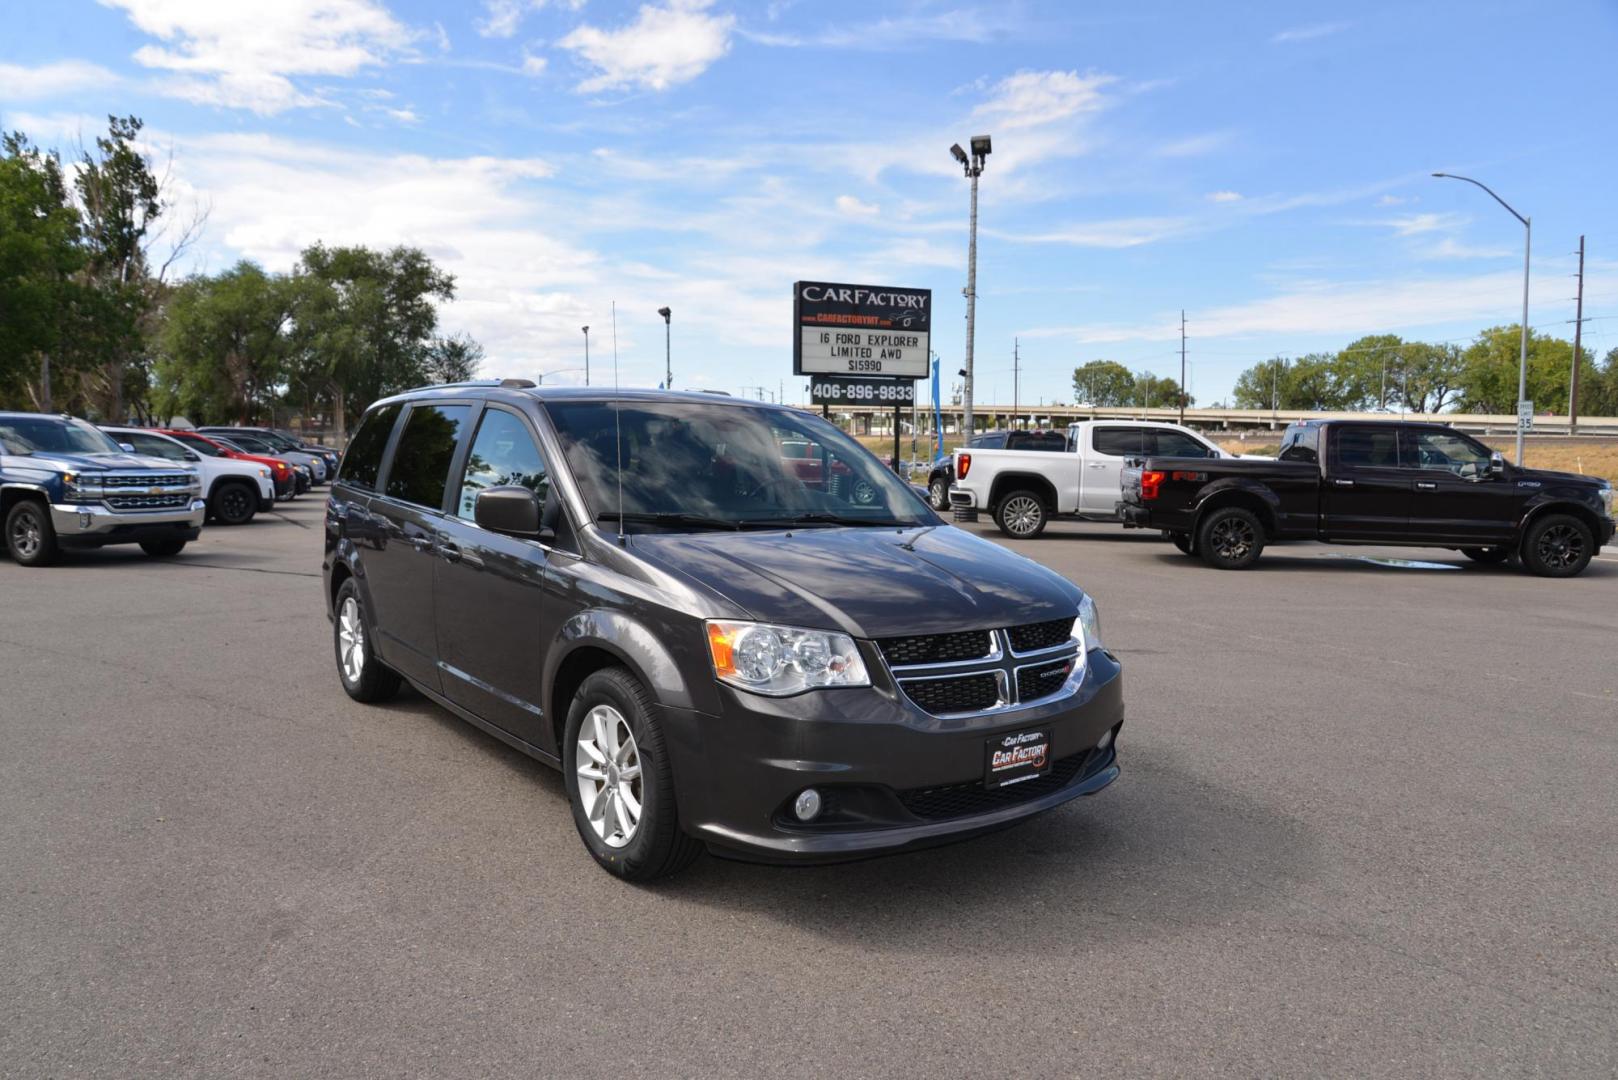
<box><xmin>156</xmin><ymin>429</ymin><xmax>299</xmax><ymax>500</ymax></box>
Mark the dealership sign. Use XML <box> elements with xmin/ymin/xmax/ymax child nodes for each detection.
<box><xmin>793</xmin><ymin>281</ymin><xmax>931</xmax><ymax>379</ymax></box>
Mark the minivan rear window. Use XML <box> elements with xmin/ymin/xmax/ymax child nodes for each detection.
<box><xmin>384</xmin><ymin>404</ymin><xmax>470</xmax><ymax>510</ymax></box>
<box><xmin>339</xmin><ymin>404</ymin><xmax>401</xmax><ymax>491</ymax></box>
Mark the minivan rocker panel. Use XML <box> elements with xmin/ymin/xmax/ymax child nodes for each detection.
<box><xmin>324</xmin><ymin>386</ymin><xmax>1121</xmax><ymax>880</ymax></box>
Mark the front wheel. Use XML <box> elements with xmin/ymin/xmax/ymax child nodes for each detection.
<box><xmin>1197</xmin><ymin>507</ymin><xmax>1265</xmax><ymax>569</ymax></box>
<box><xmin>211</xmin><ymin>480</ymin><xmax>257</xmax><ymax>525</ymax></box>
<box><xmin>1520</xmin><ymin>514</ymin><xmax>1594</xmax><ymax>578</ymax></box>
<box><xmin>563</xmin><ymin>667</ymin><xmax>702</xmax><ymax>882</ymax></box>
<box><xmin>1461</xmin><ymin>546</ymin><xmax>1511</xmax><ymax>565</ymax></box>
<box><xmin>5</xmin><ymin>499</ymin><xmax>59</xmax><ymax>566</ymax></box>
<box><xmin>140</xmin><ymin>538</ymin><xmax>187</xmax><ymax>558</ymax></box>
<box><xmin>994</xmin><ymin>490</ymin><xmax>1048</xmax><ymax>539</ymax></box>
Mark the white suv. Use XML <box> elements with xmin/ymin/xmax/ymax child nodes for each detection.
<box><xmin>102</xmin><ymin>427</ymin><xmax>276</xmax><ymax>526</ymax></box>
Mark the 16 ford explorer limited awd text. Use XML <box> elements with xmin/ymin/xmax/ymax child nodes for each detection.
<box><xmin>324</xmin><ymin>383</ymin><xmax>1123</xmax><ymax>880</ymax></box>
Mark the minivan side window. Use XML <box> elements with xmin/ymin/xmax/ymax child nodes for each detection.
<box><xmin>455</xmin><ymin>409</ymin><xmax>549</xmax><ymax>520</ymax></box>
<box><xmin>385</xmin><ymin>404</ymin><xmax>471</xmax><ymax>510</ymax></box>
<box><xmin>338</xmin><ymin>403</ymin><xmax>401</xmax><ymax>491</ymax></box>
<box><xmin>1092</xmin><ymin>427</ymin><xmax>1148</xmax><ymax>456</ymax></box>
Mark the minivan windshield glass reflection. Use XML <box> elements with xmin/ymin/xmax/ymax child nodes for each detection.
<box><xmin>544</xmin><ymin>400</ymin><xmax>931</xmax><ymax>530</ymax></box>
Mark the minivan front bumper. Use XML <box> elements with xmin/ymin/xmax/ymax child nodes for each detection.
<box><xmin>662</xmin><ymin>649</ymin><xmax>1124</xmax><ymax>864</ymax></box>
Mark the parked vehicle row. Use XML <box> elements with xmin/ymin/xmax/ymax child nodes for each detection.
<box><xmin>1</xmin><ymin>411</ymin><xmax>342</xmax><ymax>566</ymax></box>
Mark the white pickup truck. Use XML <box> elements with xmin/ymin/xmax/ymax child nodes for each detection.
<box><xmin>949</xmin><ymin>420</ymin><xmax>1228</xmax><ymax>538</ymax></box>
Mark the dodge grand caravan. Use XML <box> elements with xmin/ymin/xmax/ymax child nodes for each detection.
<box><xmin>323</xmin><ymin>382</ymin><xmax>1123</xmax><ymax>879</ymax></box>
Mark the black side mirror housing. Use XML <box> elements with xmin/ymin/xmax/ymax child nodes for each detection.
<box><xmin>475</xmin><ymin>486</ymin><xmax>551</xmax><ymax>540</ymax></box>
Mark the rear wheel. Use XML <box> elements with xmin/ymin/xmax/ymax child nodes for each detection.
<box><xmin>1520</xmin><ymin>514</ymin><xmax>1593</xmax><ymax>578</ymax></box>
<box><xmin>928</xmin><ymin>477</ymin><xmax>949</xmax><ymax>510</ymax></box>
<box><xmin>140</xmin><ymin>538</ymin><xmax>187</xmax><ymax>557</ymax></box>
<box><xmin>1197</xmin><ymin>507</ymin><xmax>1265</xmax><ymax>570</ymax></box>
<box><xmin>334</xmin><ymin>579</ymin><xmax>402</xmax><ymax>702</ymax></box>
<box><xmin>1461</xmin><ymin>546</ymin><xmax>1511</xmax><ymax>565</ymax></box>
<box><xmin>211</xmin><ymin>480</ymin><xmax>257</xmax><ymax>525</ymax></box>
<box><xmin>5</xmin><ymin>499</ymin><xmax>59</xmax><ymax>567</ymax></box>
<box><xmin>563</xmin><ymin>667</ymin><xmax>702</xmax><ymax>882</ymax></box>
<box><xmin>994</xmin><ymin>490</ymin><xmax>1048</xmax><ymax>539</ymax></box>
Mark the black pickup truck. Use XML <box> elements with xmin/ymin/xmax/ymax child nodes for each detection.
<box><xmin>1120</xmin><ymin>419</ymin><xmax>1614</xmax><ymax>576</ymax></box>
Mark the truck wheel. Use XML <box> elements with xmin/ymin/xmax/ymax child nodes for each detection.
<box><xmin>211</xmin><ymin>480</ymin><xmax>257</xmax><ymax>525</ymax></box>
<box><xmin>1520</xmin><ymin>514</ymin><xmax>1594</xmax><ymax>578</ymax></box>
<box><xmin>1461</xmin><ymin>546</ymin><xmax>1511</xmax><ymax>565</ymax></box>
<box><xmin>5</xmin><ymin>499</ymin><xmax>60</xmax><ymax>567</ymax></box>
<box><xmin>140</xmin><ymin>539</ymin><xmax>187</xmax><ymax>558</ymax></box>
<box><xmin>929</xmin><ymin>477</ymin><xmax>949</xmax><ymax>510</ymax></box>
<box><xmin>1170</xmin><ymin>532</ymin><xmax>1195</xmax><ymax>555</ymax></box>
<box><xmin>1198</xmin><ymin>507</ymin><xmax>1264</xmax><ymax>569</ymax></box>
<box><xmin>563</xmin><ymin>667</ymin><xmax>703</xmax><ymax>882</ymax></box>
<box><xmin>334</xmin><ymin>579</ymin><xmax>402</xmax><ymax>702</ymax></box>
<box><xmin>995</xmin><ymin>491</ymin><xmax>1048</xmax><ymax>538</ymax></box>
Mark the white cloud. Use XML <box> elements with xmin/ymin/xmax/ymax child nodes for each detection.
<box><xmin>475</xmin><ymin>0</ymin><xmax>583</xmax><ymax>40</ymax></box>
<box><xmin>991</xmin><ymin>217</ymin><xmax>1197</xmax><ymax>249</ymax></box>
<box><xmin>1376</xmin><ymin>194</ymin><xmax>1411</xmax><ymax>207</ymax></box>
<box><xmin>385</xmin><ymin>107</ymin><xmax>419</xmax><ymax>123</ymax></box>
<box><xmin>521</xmin><ymin>51</ymin><xmax>548</xmax><ymax>76</ymax></box>
<box><xmin>1418</xmin><ymin>237</ymin><xmax>1512</xmax><ymax>260</ymax></box>
<box><xmin>0</xmin><ymin>60</ymin><xmax>121</xmax><ymax>101</ymax></box>
<box><xmin>1271</xmin><ymin>21</ymin><xmax>1350</xmax><ymax>44</ymax></box>
<box><xmin>559</xmin><ymin>0</ymin><xmax>734</xmax><ymax>93</ymax></box>
<box><xmin>1156</xmin><ymin>131</ymin><xmax>1231</xmax><ymax>158</ymax></box>
<box><xmin>99</xmin><ymin>0</ymin><xmax>417</xmax><ymax>114</ymax></box>
<box><xmin>971</xmin><ymin>70</ymin><xmax>1113</xmax><ymax>131</ymax></box>
<box><xmin>834</xmin><ymin>194</ymin><xmax>879</xmax><ymax>217</ymax></box>
<box><xmin>743</xmin><ymin>9</ymin><xmax>1013</xmax><ymax>49</ymax></box>
<box><xmin>1206</xmin><ymin>190</ymin><xmax>1243</xmax><ymax>203</ymax></box>
<box><xmin>1383</xmin><ymin>211</ymin><xmax>1465</xmax><ymax>237</ymax></box>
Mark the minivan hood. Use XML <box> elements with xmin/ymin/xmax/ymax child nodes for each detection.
<box><xmin>629</xmin><ymin>525</ymin><xmax>1083</xmax><ymax>639</ymax></box>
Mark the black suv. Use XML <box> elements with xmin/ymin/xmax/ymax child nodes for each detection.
<box><xmin>324</xmin><ymin>383</ymin><xmax>1122</xmax><ymax>879</ymax></box>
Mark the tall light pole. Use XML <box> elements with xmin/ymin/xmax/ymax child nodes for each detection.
<box><xmin>951</xmin><ymin>135</ymin><xmax>991</xmax><ymax>438</ymax></box>
<box><xmin>534</xmin><ymin>367</ymin><xmax>585</xmax><ymax>385</ymax></box>
<box><xmin>1432</xmin><ymin>172</ymin><xmax>1530</xmax><ymax>465</ymax></box>
<box><xmin>581</xmin><ymin>325</ymin><xmax>590</xmax><ymax>387</ymax></box>
<box><xmin>657</xmin><ymin>306</ymin><xmax>672</xmax><ymax>390</ymax></box>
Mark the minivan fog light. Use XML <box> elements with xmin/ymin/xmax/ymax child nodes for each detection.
<box><xmin>794</xmin><ymin>788</ymin><xmax>822</xmax><ymax>822</ymax></box>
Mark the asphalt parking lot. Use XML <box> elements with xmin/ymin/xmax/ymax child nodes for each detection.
<box><xmin>3</xmin><ymin>498</ymin><xmax>1615</xmax><ymax>1078</ymax></box>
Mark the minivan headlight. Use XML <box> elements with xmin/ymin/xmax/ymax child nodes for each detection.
<box><xmin>1077</xmin><ymin>594</ymin><xmax>1101</xmax><ymax>650</ymax></box>
<box><xmin>705</xmin><ymin>620</ymin><xmax>870</xmax><ymax>696</ymax></box>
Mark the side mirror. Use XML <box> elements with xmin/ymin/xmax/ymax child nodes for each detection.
<box><xmin>1488</xmin><ymin>451</ymin><xmax>1506</xmax><ymax>477</ymax></box>
<box><xmin>182</xmin><ymin>449</ymin><xmax>201</xmax><ymax>462</ymax></box>
<box><xmin>474</xmin><ymin>485</ymin><xmax>551</xmax><ymax>540</ymax></box>
<box><xmin>119</xmin><ymin>442</ymin><xmax>136</xmax><ymax>453</ymax></box>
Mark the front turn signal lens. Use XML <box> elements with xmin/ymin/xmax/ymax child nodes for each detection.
<box><xmin>705</xmin><ymin>620</ymin><xmax>869</xmax><ymax>696</ymax></box>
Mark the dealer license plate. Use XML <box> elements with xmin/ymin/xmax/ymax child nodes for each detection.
<box><xmin>984</xmin><ymin>728</ymin><xmax>1052</xmax><ymax>789</ymax></box>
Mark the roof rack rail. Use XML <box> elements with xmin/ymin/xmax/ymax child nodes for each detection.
<box><xmin>499</xmin><ymin>378</ymin><xmax>537</xmax><ymax>388</ymax></box>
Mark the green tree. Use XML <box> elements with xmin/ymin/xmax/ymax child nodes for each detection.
<box><xmin>153</xmin><ymin>261</ymin><xmax>291</xmax><ymax>424</ymax></box>
<box><xmin>424</xmin><ymin>332</ymin><xmax>484</xmax><ymax>384</ymax></box>
<box><xmin>1232</xmin><ymin>354</ymin><xmax>1339</xmax><ymax>410</ymax></box>
<box><xmin>1333</xmin><ymin>334</ymin><xmax>1406</xmax><ymax>410</ymax></box>
<box><xmin>1457</xmin><ymin>326</ymin><xmax>1594</xmax><ymax>414</ymax></box>
<box><xmin>1071</xmin><ymin>359</ymin><xmax>1135</xmax><ymax>405</ymax></box>
<box><xmin>0</xmin><ymin>133</ymin><xmax>85</xmax><ymax>408</ymax></box>
<box><xmin>1588</xmin><ymin>348</ymin><xmax>1618</xmax><ymax>417</ymax></box>
<box><xmin>1134</xmin><ymin>373</ymin><xmax>1192</xmax><ymax>408</ymax></box>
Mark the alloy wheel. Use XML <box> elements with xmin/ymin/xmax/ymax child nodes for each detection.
<box><xmin>220</xmin><ymin>486</ymin><xmax>251</xmax><ymax>521</ymax></box>
<box><xmin>575</xmin><ymin>704</ymin><xmax>643</xmax><ymax>849</ymax></box>
<box><xmin>10</xmin><ymin>509</ymin><xmax>41</xmax><ymax>559</ymax></box>
<box><xmin>1210</xmin><ymin>517</ymin><xmax>1255</xmax><ymax>560</ymax></box>
<box><xmin>1536</xmin><ymin>524</ymin><xmax>1585</xmax><ymax>571</ymax></box>
<box><xmin>1003</xmin><ymin>495</ymin><xmax>1042</xmax><ymax>536</ymax></box>
<box><xmin>930</xmin><ymin>479</ymin><xmax>948</xmax><ymax>509</ymax></box>
<box><xmin>337</xmin><ymin>596</ymin><xmax>366</xmax><ymax>683</ymax></box>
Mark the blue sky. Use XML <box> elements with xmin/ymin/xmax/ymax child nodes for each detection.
<box><xmin>4</xmin><ymin>0</ymin><xmax>1617</xmax><ymax>407</ymax></box>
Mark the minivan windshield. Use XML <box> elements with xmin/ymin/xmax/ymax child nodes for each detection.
<box><xmin>0</xmin><ymin>416</ymin><xmax>122</xmax><ymax>456</ymax></box>
<box><xmin>544</xmin><ymin>400</ymin><xmax>933</xmax><ymax>531</ymax></box>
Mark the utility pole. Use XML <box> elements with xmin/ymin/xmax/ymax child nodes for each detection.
<box><xmin>657</xmin><ymin>307</ymin><xmax>672</xmax><ymax>389</ymax></box>
<box><xmin>951</xmin><ymin>137</ymin><xmax>991</xmax><ymax>438</ymax></box>
<box><xmin>1012</xmin><ymin>337</ymin><xmax>1020</xmax><ymax>430</ymax></box>
<box><xmin>1178</xmin><ymin>310</ymin><xmax>1187</xmax><ymax>425</ymax></box>
<box><xmin>581</xmin><ymin>325</ymin><xmax>590</xmax><ymax>387</ymax></box>
<box><xmin>1569</xmin><ymin>235</ymin><xmax>1585</xmax><ymax>434</ymax></box>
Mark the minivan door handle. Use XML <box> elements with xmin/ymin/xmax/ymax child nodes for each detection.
<box><xmin>409</xmin><ymin>536</ymin><xmax>434</xmax><ymax>553</ymax></box>
<box><xmin>1333</xmin><ymin>478</ymin><xmax>1355</xmax><ymax>487</ymax></box>
<box><xmin>1415</xmin><ymin>481</ymin><xmax>1437</xmax><ymax>490</ymax></box>
<box><xmin>439</xmin><ymin>540</ymin><xmax>462</xmax><ymax>562</ymax></box>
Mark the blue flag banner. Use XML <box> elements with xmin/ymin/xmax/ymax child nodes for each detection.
<box><xmin>931</xmin><ymin>356</ymin><xmax>943</xmax><ymax>458</ymax></box>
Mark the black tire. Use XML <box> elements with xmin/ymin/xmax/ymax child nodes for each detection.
<box><xmin>1461</xmin><ymin>546</ymin><xmax>1511</xmax><ymax>565</ymax></box>
<box><xmin>562</xmin><ymin>667</ymin><xmax>702</xmax><ymax>882</ymax></box>
<box><xmin>1520</xmin><ymin>514</ymin><xmax>1594</xmax><ymax>578</ymax></box>
<box><xmin>1197</xmin><ymin>507</ymin><xmax>1265</xmax><ymax>569</ymax></box>
<box><xmin>211</xmin><ymin>480</ymin><xmax>257</xmax><ymax>525</ymax></box>
<box><xmin>994</xmin><ymin>490</ymin><xmax>1048</xmax><ymax>539</ymax></box>
<box><xmin>140</xmin><ymin>538</ymin><xmax>187</xmax><ymax>557</ymax></box>
<box><xmin>5</xmin><ymin>499</ymin><xmax>59</xmax><ymax>567</ymax></box>
<box><xmin>1169</xmin><ymin>531</ymin><xmax>1195</xmax><ymax>555</ymax></box>
<box><xmin>929</xmin><ymin>477</ymin><xmax>949</xmax><ymax>511</ymax></box>
<box><xmin>333</xmin><ymin>578</ymin><xmax>402</xmax><ymax>702</ymax></box>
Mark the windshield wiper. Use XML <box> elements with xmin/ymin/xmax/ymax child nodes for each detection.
<box><xmin>597</xmin><ymin>511</ymin><xmax>743</xmax><ymax>531</ymax></box>
<box><xmin>755</xmin><ymin>512</ymin><xmax>913</xmax><ymax>528</ymax></box>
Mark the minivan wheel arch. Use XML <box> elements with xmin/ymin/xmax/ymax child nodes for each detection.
<box><xmin>546</xmin><ymin>612</ymin><xmax>699</xmax><ymax>747</ymax></box>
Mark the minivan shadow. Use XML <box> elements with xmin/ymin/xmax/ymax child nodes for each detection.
<box><xmin>661</xmin><ymin>748</ymin><xmax>1316</xmax><ymax>953</ymax></box>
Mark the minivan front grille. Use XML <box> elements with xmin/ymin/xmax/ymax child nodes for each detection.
<box><xmin>877</xmin><ymin>630</ymin><xmax>995</xmax><ymax>667</ymax></box>
<box><xmin>898</xmin><ymin>750</ymin><xmax>1092</xmax><ymax>821</ymax></box>
<box><xmin>901</xmin><ymin>673</ymin><xmax>1002</xmax><ymax>715</ymax></box>
<box><xmin>1016</xmin><ymin>660</ymin><xmax>1075</xmax><ymax>704</ymax></box>
<box><xmin>1007</xmin><ymin>617</ymin><xmax>1075</xmax><ymax>654</ymax></box>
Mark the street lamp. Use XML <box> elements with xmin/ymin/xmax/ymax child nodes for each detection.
<box><xmin>951</xmin><ymin>134</ymin><xmax>991</xmax><ymax>437</ymax></box>
<box><xmin>581</xmin><ymin>325</ymin><xmax>590</xmax><ymax>387</ymax></box>
<box><xmin>657</xmin><ymin>306</ymin><xmax>672</xmax><ymax>390</ymax></box>
<box><xmin>1432</xmin><ymin>171</ymin><xmax>1531</xmax><ymax>465</ymax></box>
<box><xmin>534</xmin><ymin>367</ymin><xmax>585</xmax><ymax>385</ymax></box>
